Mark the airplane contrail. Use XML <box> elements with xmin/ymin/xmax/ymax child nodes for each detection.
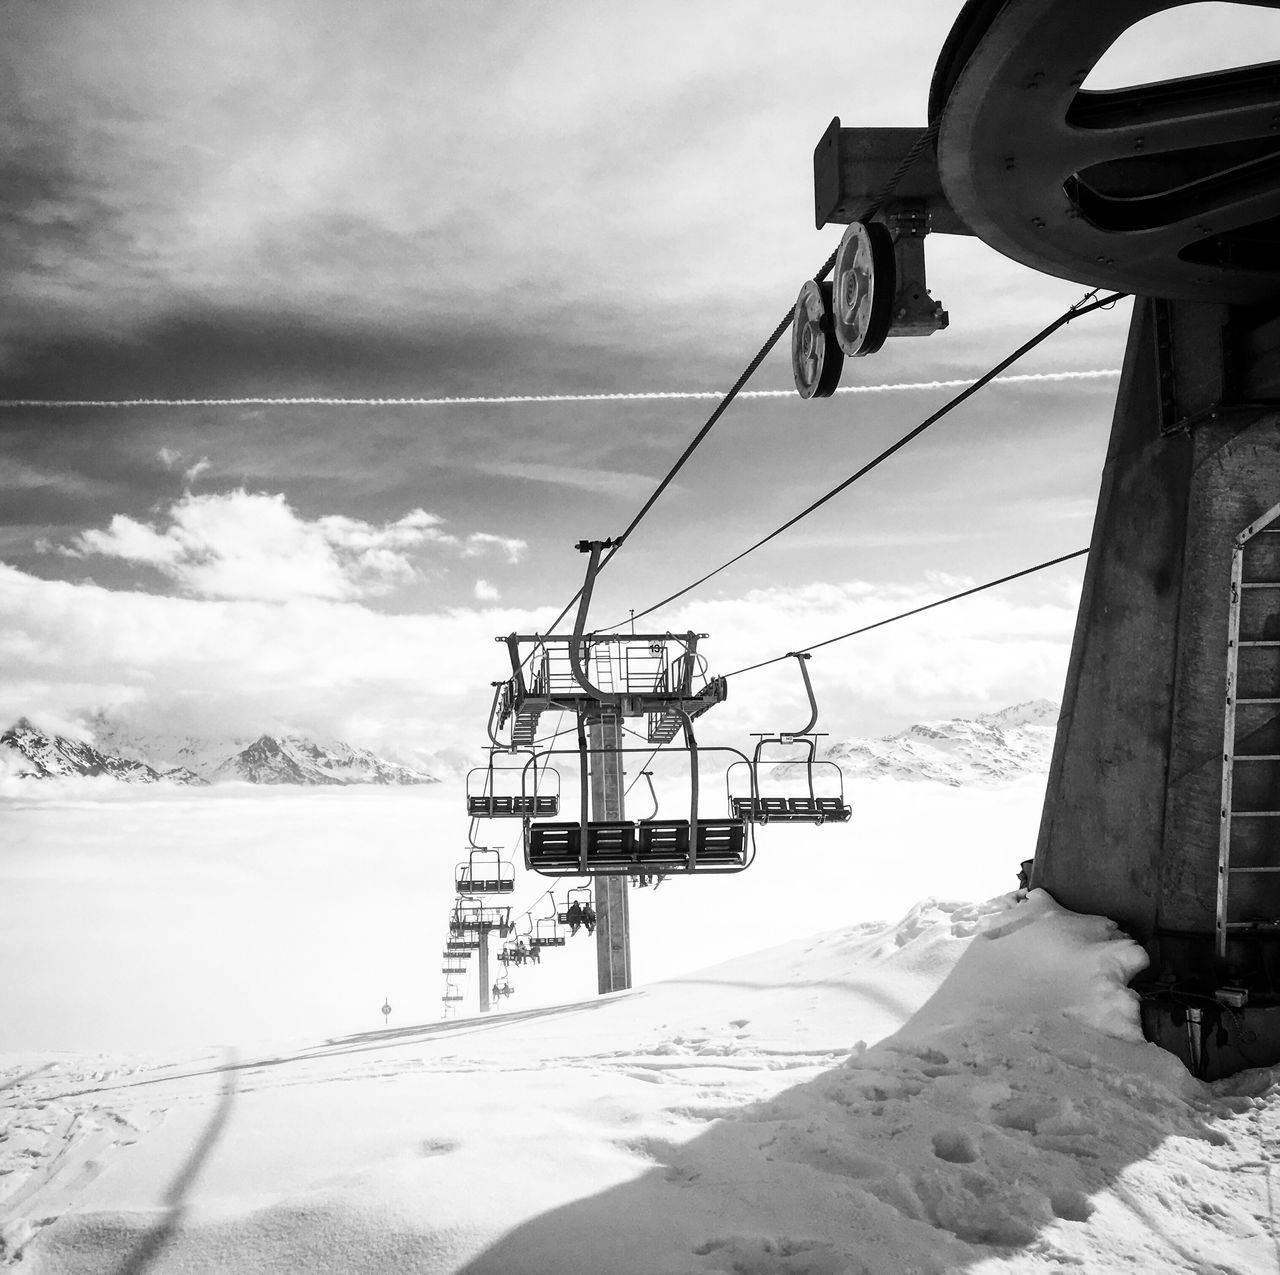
<box><xmin>0</xmin><ymin>368</ymin><xmax>1119</xmax><ymax>409</ymax></box>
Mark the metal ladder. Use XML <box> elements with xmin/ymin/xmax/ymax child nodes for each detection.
<box><xmin>1218</xmin><ymin>498</ymin><xmax>1280</xmax><ymax>959</ymax></box>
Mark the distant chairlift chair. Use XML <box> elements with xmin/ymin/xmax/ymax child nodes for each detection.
<box><xmin>726</xmin><ymin>653</ymin><xmax>851</xmax><ymax>825</ymax></box>
<box><xmin>466</xmin><ymin>748</ymin><xmax>560</xmax><ymax>819</ymax></box>
<box><xmin>455</xmin><ymin>848</ymin><xmax>516</xmax><ymax>895</ymax></box>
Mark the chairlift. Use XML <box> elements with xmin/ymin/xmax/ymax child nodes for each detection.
<box><xmin>492</xmin><ymin>975</ymin><xmax>514</xmax><ymax>1000</ymax></box>
<box><xmin>522</xmin><ymin>720</ymin><xmax>755</xmax><ymax>878</ymax></box>
<box><xmin>442</xmin><ymin>979</ymin><xmax>463</xmax><ymax>1004</ymax></box>
<box><xmin>450</xmin><ymin>897</ymin><xmax>513</xmax><ymax>938</ymax></box>
<box><xmin>441</xmin><ymin>961</ymin><xmax>467</xmax><ymax>975</ymax></box>
<box><xmin>455</xmin><ymin>847</ymin><xmax>516</xmax><ymax>895</ymax></box>
<box><xmin>446</xmin><ymin>937</ymin><xmax>479</xmax><ymax>952</ymax></box>
<box><xmin>557</xmin><ymin>885</ymin><xmax>594</xmax><ymax>925</ymax></box>
<box><xmin>531</xmin><ymin>915</ymin><xmax>566</xmax><ymax>948</ymax></box>
<box><xmin>466</xmin><ymin>749</ymin><xmax>560</xmax><ymax>818</ymax></box>
<box><xmin>530</xmin><ymin>901</ymin><xmax>567</xmax><ymax>948</ymax></box>
<box><xmin>725</xmin><ymin>653</ymin><xmax>851</xmax><ymax>825</ymax></box>
<box><xmin>524</xmin><ymin>696</ymin><xmax>752</xmax><ymax>875</ymax></box>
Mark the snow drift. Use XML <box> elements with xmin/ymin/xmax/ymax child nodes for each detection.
<box><xmin>4</xmin><ymin>891</ymin><xmax>1276</xmax><ymax>1274</ymax></box>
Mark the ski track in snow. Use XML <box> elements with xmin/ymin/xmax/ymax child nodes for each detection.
<box><xmin>3</xmin><ymin>895</ymin><xmax>1280</xmax><ymax>1273</ymax></box>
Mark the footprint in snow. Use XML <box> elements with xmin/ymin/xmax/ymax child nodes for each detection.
<box><xmin>417</xmin><ymin>1138</ymin><xmax>459</xmax><ymax>1157</ymax></box>
<box><xmin>693</xmin><ymin>1234</ymin><xmax>846</xmax><ymax>1275</ymax></box>
<box><xmin>931</xmin><ymin>1130</ymin><xmax>980</xmax><ymax>1164</ymax></box>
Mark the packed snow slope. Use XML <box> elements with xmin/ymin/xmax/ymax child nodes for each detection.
<box><xmin>4</xmin><ymin>892</ymin><xmax>1278</xmax><ymax>1274</ymax></box>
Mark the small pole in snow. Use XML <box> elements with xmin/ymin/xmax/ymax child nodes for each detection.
<box><xmin>381</xmin><ymin>998</ymin><xmax>391</xmax><ymax>1025</ymax></box>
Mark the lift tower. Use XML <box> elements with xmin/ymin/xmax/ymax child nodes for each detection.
<box><xmin>449</xmin><ymin>899</ymin><xmax>512</xmax><ymax>1013</ymax></box>
<box><xmin>493</xmin><ymin>540</ymin><xmax>731</xmax><ymax>992</ymax></box>
<box><xmin>806</xmin><ymin>0</ymin><xmax>1280</xmax><ymax>1075</ymax></box>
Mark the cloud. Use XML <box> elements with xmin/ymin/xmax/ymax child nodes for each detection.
<box><xmin>183</xmin><ymin>456</ymin><xmax>211</xmax><ymax>486</ymax></box>
<box><xmin>463</xmin><ymin>533</ymin><xmax>526</xmax><ymax>564</ymax></box>
<box><xmin>0</xmin><ymin>561</ymin><xmax>555</xmax><ymax>758</ymax></box>
<box><xmin>0</xmin><ymin>558</ymin><xmax>1083</xmax><ymax>761</ymax></box>
<box><xmin>57</xmin><ymin>490</ymin><xmax>515</xmax><ymax>602</ymax></box>
<box><xmin>0</xmin><ymin>457</ymin><xmax>101</xmax><ymax>496</ymax></box>
<box><xmin>473</xmin><ymin>459</ymin><xmax>659</xmax><ymax>499</ymax></box>
<box><xmin>157</xmin><ymin>447</ymin><xmax>182</xmax><ymax>469</ymax></box>
<box><xmin>474</xmin><ymin>579</ymin><xmax>500</xmax><ymax>602</ymax></box>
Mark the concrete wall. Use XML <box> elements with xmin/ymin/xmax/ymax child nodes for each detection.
<box><xmin>1035</xmin><ymin>298</ymin><xmax>1280</xmax><ymax>944</ymax></box>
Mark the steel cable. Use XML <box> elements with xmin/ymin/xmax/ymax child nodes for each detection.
<box><xmin>601</xmin><ymin>290</ymin><xmax>1123</xmax><ymax>632</ymax></box>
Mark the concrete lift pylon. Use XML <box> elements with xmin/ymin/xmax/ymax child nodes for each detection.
<box><xmin>814</xmin><ymin>0</ymin><xmax>1280</xmax><ymax>1076</ymax></box>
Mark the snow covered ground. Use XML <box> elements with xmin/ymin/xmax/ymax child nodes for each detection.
<box><xmin>3</xmin><ymin>781</ymin><xmax>1279</xmax><ymax>1272</ymax></box>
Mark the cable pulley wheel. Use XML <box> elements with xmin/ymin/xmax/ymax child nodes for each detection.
<box><xmin>791</xmin><ymin>280</ymin><xmax>844</xmax><ymax>399</ymax></box>
<box><xmin>832</xmin><ymin>221</ymin><xmax>896</xmax><ymax>357</ymax></box>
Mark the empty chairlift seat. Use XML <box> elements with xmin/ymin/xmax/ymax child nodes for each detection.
<box><xmin>726</xmin><ymin>748</ymin><xmax>851</xmax><ymax>825</ymax></box>
<box><xmin>729</xmin><ymin>794</ymin><xmax>851</xmax><ymax>823</ymax></box>
<box><xmin>526</xmin><ymin>818</ymin><xmax>748</xmax><ymax>875</ymax></box>
<box><xmin>466</xmin><ymin>760</ymin><xmax>560</xmax><ymax>819</ymax></box>
<box><xmin>468</xmin><ymin>793</ymin><xmax>560</xmax><ymax>817</ymax></box>
<box><xmin>455</xmin><ymin>849</ymin><xmax>516</xmax><ymax>895</ymax></box>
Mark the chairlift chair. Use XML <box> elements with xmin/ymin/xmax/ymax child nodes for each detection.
<box><xmin>442</xmin><ymin>962</ymin><xmax>466</xmax><ymax>975</ymax></box>
<box><xmin>450</xmin><ymin>897</ymin><xmax>513</xmax><ymax>937</ymax></box>
<box><xmin>530</xmin><ymin>914</ymin><xmax>566</xmax><ymax>949</ymax></box>
<box><xmin>442</xmin><ymin>980</ymin><xmax>463</xmax><ymax>1004</ymax></box>
<box><xmin>725</xmin><ymin>653</ymin><xmax>852</xmax><ymax>825</ymax></box>
<box><xmin>466</xmin><ymin>750</ymin><xmax>560</xmax><ymax>818</ymax></box>
<box><xmin>455</xmin><ymin>847</ymin><xmax>516</xmax><ymax>895</ymax></box>
<box><xmin>557</xmin><ymin>885</ymin><xmax>594</xmax><ymax>925</ymax></box>
<box><xmin>523</xmin><ymin>725</ymin><xmax>754</xmax><ymax>878</ymax></box>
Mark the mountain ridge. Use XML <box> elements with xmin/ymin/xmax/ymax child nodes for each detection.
<box><xmin>825</xmin><ymin>698</ymin><xmax>1058</xmax><ymax>786</ymax></box>
<box><xmin>2</xmin><ymin>702</ymin><xmax>1058</xmax><ymax>789</ymax></box>
<box><xmin>1</xmin><ymin>719</ymin><xmax>438</xmax><ymax>787</ymax></box>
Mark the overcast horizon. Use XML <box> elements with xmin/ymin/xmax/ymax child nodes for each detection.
<box><xmin>5</xmin><ymin>0</ymin><xmax>1276</xmax><ymax>759</ymax></box>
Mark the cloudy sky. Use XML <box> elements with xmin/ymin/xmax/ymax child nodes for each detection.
<box><xmin>2</xmin><ymin>0</ymin><xmax>1271</xmax><ymax>761</ymax></box>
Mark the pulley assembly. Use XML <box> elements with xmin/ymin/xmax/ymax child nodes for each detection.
<box><xmin>792</xmin><ymin>213</ymin><xmax>948</xmax><ymax>397</ymax></box>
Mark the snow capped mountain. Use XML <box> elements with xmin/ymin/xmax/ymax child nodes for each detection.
<box><xmin>7</xmin><ymin>702</ymin><xmax>1051</xmax><ymax>789</ymax></box>
<box><xmin>0</xmin><ymin>718</ymin><xmax>202</xmax><ymax>784</ymax></box>
<box><xmin>826</xmin><ymin>699</ymin><xmax>1059</xmax><ymax>786</ymax></box>
<box><xmin>3</xmin><ymin>718</ymin><xmax>437</xmax><ymax>786</ymax></box>
<box><xmin>213</xmin><ymin>734</ymin><xmax>438</xmax><ymax>786</ymax></box>
<box><xmin>83</xmin><ymin>713</ymin><xmax>238</xmax><ymax>780</ymax></box>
